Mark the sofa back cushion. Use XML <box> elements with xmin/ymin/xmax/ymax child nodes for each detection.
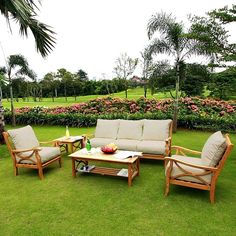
<box><xmin>95</xmin><ymin>119</ymin><xmax>120</xmax><ymax>139</ymax></box>
<box><xmin>142</xmin><ymin>119</ymin><xmax>172</xmax><ymax>141</ymax></box>
<box><xmin>201</xmin><ymin>131</ymin><xmax>227</xmax><ymax>167</ymax></box>
<box><xmin>117</xmin><ymin>120</ymin><xmax>143</xmax><ymax>140</ymax></box>
<box><xmin>8</xmin><ymin>125</ymin><xmax>39</xmax><ymax>150</ymax></box>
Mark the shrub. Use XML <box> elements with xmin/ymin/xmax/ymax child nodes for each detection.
<box><xmin>4</xmin><ymin>96</ymin><xmax>236</xmax><ymax>132</ymax></box>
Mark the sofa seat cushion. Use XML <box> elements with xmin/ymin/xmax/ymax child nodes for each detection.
<box><xmin>165</xmin><ymin>155</ymin><xmax>212</xmax><ymax>184</ymax></box>
<box><xmin>8</xmin><ymin>125</ymin><xmax>39</xmax><ymax>150</ymax></box>
<box><xmin>90</xmin><ymin>138</ymin><xmax>116</xmax><ymax>148</ymax></box>
<box><xmin>136</xmin><ymin>141</ymin><xmax>166</xmax><ymax>154</ymax></box>
<box><xmin>114</xmin><ymin>139</ymin><xmax>139</xmax><ymax>151</ymax></box>
<box><xmin>201</xmin><ymin>131</ymin><xmax>226</xmax><ymax>167</ymax></box>
<box><xmin>142</xmin><ymin>119</ymin><xmax>172</xmax><ymax>141</ymax></box>
<box><xmin>17</xmin><ymin>147</ymin><xmax>61</xmax><ymax>164</ymax></box>
<box><xmin>117</xmin><ymin>120</ymin><xmax>143</xmax><ymax>140</ymax></box>
<box><xmin>94</xmin><ymin>119</ymin><xmax>120</xmax><ymax>139</ymax></box>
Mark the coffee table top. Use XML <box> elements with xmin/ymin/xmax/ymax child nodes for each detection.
<box><xmin>54</xmin><ymin>136</ymin><xmax>84</xmax><ymax>143</ymax></box>
<box><xmin>69</xmin><ymin>148</ymin><xmax>142</xmax><ymax>163</ymax></box>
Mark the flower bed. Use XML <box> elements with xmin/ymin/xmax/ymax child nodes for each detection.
<box><xmin>4</xmin><ymin>97</ymin><xmax>236</xmax><ymax>132</ymax></box>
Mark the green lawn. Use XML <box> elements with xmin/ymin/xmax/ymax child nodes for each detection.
<box><xmin>2</xmin><ymin>88</ymin><xmax>171</xmax><ymax>108</ymax></box>
<box><xmin>0</xmin><ymin>125</ymin><xmax>235</xmax><ymax>235</ymax></box>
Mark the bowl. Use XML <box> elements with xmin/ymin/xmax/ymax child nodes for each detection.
<box><xmin>101</xmin><ymin>146</ymin><xmax>117</xmax><ymax>154</ymax></box>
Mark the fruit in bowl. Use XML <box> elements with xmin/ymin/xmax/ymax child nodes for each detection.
<box><xmin>101</xmin><ymin>143</ymin><xmax>118</xmax><ymax>154</ymax></box>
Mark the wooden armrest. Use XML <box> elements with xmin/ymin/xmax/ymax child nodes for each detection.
<box><xmin>39</xmin><ymin>140</ymin><xmax>55</xmax><ymax>144</ymax></box>
<box><xmin>165</xmin><ymin>137</ymin><xmax>171</xmax><ymax>142</ymax></box>
<box><xmin>164</xmin><ymin>157</ymin><xmax>217</xmax><ymax>172</ymax></box>
<box><xmin>12</xmin><ymin>147</ymin><xmax>42</xmax><ymax>153</ymax></box>
<box><xmin>172</xmin><ymin>146</ymin><xmax>201</xmax><ymax>155</ymax></box>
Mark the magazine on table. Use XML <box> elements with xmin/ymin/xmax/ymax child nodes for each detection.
<box><xmin>113</xmin><ymin>151</ymin><xmax>140</xmax><ymax>160</ymax></box>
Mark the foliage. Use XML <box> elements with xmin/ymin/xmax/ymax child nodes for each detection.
<box><xmin>4</xmin><ymin>97</ymin><xmax>236</xmax><ymax>132</ymax></box>
<box><xmin>208</xmin><ymin>67</ymin><xmax>236</xmax><ymax>99</ymax></box>
<box><xmin>0</xmin><ymin>0</ymin><xmax>55</xmax><ymax>57</ymax></box>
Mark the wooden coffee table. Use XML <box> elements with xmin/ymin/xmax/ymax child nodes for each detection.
<box><xmin>69</xmin><ymin>149</ymin><xmax>142</xmax><ymax>186</ymax></box>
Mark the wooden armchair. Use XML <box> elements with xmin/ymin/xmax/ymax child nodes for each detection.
<box><xmin>3</xmin><ymin>125</ymin><xmax>62</xmax><ymax>180</ymax></box>
<box><xmin>164</xmin><ymin>132</ymin><xmax>233</xmax><ymax>203</ymax></box>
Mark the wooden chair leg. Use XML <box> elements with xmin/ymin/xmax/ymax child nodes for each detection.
<box><xmin>14</xmin><ymin>166</ymin><xmax>18</xmax><ymax>176</ymax></box>
<box><xmin>210</xmin><ymin>185</ymin><xmax>216</xmax><ymax>204</ymax></box>
<box><xmin>165</xmin><ymin>177</ymin><xmax>170</xmax><ymax>197</ymax></box>
<box><xmin>58</xmin><ymin>157</ymin><xmax>62</xmax><ymax>168</ymax></box>
<box><xmin>38</xmin><ymin>167</ymin><xmax>44</xmax><ymax>180</ymax></box>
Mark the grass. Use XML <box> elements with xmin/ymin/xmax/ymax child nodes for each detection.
<box><xmin>2</xmin><ymin>88</ymin><xmax>171</xmax><ymax>108</ymax></box>
<box><xmin>0</xmin><ymin>125</ymin><xmax>236</xmax><ymax>235</ymax></box>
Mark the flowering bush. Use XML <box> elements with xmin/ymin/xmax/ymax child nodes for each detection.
<box><xmin>4</xmin><ymin>96</ymin><xmax>236</xmax><ymax>132</ymax></box>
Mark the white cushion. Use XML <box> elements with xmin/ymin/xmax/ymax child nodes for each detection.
<box><xmin>201</xmin><ymin>131</ymin><xmax>227</xmax><ymax>167</ymax></box>
<box><xmin>90</xmin><ymin>138</ymin><xmax>116</xmax><ymax>148</ymax></box>
<box><xmin>142</xmin><ymin>119</ymin><xmax>172</xmax><ymax>141</ymax></box>
<box><xmin>117</xmin><ymin>120</ymin><xmax>143</xmax><ymax>140</ymax></box>
<box><xmin>136</xmin><ymin>141</ymin><xmax>166</xmax><ymax>154</ymax></box>
<box><xmin>8</xmin><ymin>125</ymin><xmax>39</xmax><ymax>150</ymax></box>
<box><xmin>165</xmin><ymin>155</ymin><xmax>212</xmax><ymax>184</ymax></box>
<box><xmin>17</xmin><ymin>147</ymin><xmax>61</xmax><ymax>164</ymax></box>
<box><xmin>114</xmin><ymin>139</ymin><xmax>139</xmax><ymax>151</ymax></box>
<box><xmin>95</xmin><ymin>119</ymin><xmax>120</xmax><ymax>139</ymax></box>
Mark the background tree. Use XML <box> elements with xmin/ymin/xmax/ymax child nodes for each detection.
<box><xmin>1</xmin><ymin>54</ymin><xmax>35</xmax><ymax>126</ymax></box>
<box><xmin>140</xmin><ymin>48</ymin><xmax>155</xmax><ymax>97</ymax></box>
<box><xmin>147</xmin><ymin>12</ymin><xmax>213</xmax><ymax>132</ymax></box>
<box><xmin>113</xmin><ymin>53</ymin><xmax>138</xmax><ymax>98</ymax></box>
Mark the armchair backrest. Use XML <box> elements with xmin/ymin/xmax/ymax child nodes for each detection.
<box><xmin>7</xmin><ymin>125</ymin><xmax>39</xmax><ymax>150</ymax></box>
<box><xmin>201</xmin><ymin>131</ymin><xmax>228</xmax><ymax>167</ymax></box>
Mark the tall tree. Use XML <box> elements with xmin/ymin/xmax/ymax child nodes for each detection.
<box><xmin>147</xmin><ymin>12</ymin><xmax>210</xmax><ymax>132</ymax></box>
<box><xmin>113</xmin><ymin>53</ymin><xmax>138</xmax><ymax>98</ymax></box>
<box><xmin>1</xmin><ymin>54</ymin><xmax>35</xmax><ymax>126</ymax></box>
<box><xmin>140</xmin><ymin>48</ymin><xmax>155</xmax><ymax>97</ymax></box>
<box><xmin>0</xmin><ymin>0</ymin><xmax>56</xmax><ymax>57</ymax></box>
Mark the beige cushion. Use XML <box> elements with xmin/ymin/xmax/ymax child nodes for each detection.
<box><xmin>8</xmin><ymin>125</ymin><xmax>39</xmax><ymax>150</ymax></box>
<box><xmin>17</xmin><ymin>147</ymin><xmax>60</xmax><ymax>164</ymax></box>
<box><xmin>142</xmin><ymin>119</ymin><xmax>172</xmax><ymax>141</ymax></box>
<box><xmin>165</xmin><ymin>155</ymin><xmax>212</xmax><ymax>184</ymax></box>
<box><xmin>90</xmin><ymin>138</ymin><xmax>116</xmax><ymax>147</ymax></box>
<box><xmin>114</xmin><ymin>139</ymin><xmax>139</xmax><ymax>151</ymax></box>
<box><xmin>201</xmin><ymin>131</ymin><xmax>227</xmax><ymax>167</ymax></box>
<box><xmin>95</xmin><ymin>119</ymin><xmax>120</xmax><ymax>139</ymax></box>
<box><xmin>136</xmin><ymin>141</ymin><xmax>166</xmax><ymax>154</ymax></box>
<box><xmin>117</xmin><ymin>120</ymin><xmax>143</xmax><ymax>140</ymax></box>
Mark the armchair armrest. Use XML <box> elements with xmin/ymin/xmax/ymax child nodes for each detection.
<box><xmin>164</xmin><ymin>157</ymin><xmax>217</xmax><ymax>172</ymax></box>
<box><xmin>39</xmin><ymin>140</ymin><xmax>55</xmax><ymax>145</ymax></box>
<box><xmin>172</xmin><ymin>146</ymin><xmax>201</xmax><ymax>156</ymax></box>
<box><xmin>12</xmin><ymin>147</ymin><xmax>42</xmax><ymax>153</ymax></box>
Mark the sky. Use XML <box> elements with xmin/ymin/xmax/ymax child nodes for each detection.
<box><xmin>0</xmin><ymin>0</ymin><xmax>235</xmax><ymax>81</ymax></box>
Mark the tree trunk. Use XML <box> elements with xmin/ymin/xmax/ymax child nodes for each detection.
<box><xmin>144</xmin><ymin>84</ymin><xmax>147</xmax><ymax>98</ymax></box>
<box><xmin>10</xmin><ymin>84</ymin><xmax>16</xmax><ymax>126</ymax></box>
<box><xmin>0</xmin><ymin>98</ymin><xmax>5</xmax><ymax>143</ymax></box>
<box><xmin>0</xmin><ymin>86</ymin><xmax>2</xmax><ymax>99</ymax></box>
<box><xmin>173</xmin><ymin>62</ymin><xmax>180</xmax><ymax>133</ymax></box>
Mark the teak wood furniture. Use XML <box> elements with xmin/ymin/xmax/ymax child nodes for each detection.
<box><xmin>69</xmin><ymin>149</ymin><xmax>142</xmax><ymax>186</ymax></box>
<box><xmin>54</xmin><ymin>136</ymin><xmax>85</xmax><ymax>153</ymax></box>
<box><xmin>3</xmin><ymin>126</ymin><xmax>62</xmax><ymax>180</ymax></box>
<box><xmin>164</xmin><ymin>133</ymin><xmax>233</xmax><ymax>203</ymax></box>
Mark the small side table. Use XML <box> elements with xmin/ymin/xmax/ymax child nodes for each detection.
<box><xmin>54</xmin><ymin>136</ymin><xmax>85</xmax><ymax>154</ymax></box>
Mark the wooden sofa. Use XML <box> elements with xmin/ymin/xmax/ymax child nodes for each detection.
<box><xmin>90</xmin><ymin>119</ymin><xmax>173</xmax><ymax>160</ymax></box>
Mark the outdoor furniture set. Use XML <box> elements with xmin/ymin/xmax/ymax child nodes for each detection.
<box><xmin>3</xmin><ymin>119</ymin><xmax>234</xmax><ymax>203</ymax></box>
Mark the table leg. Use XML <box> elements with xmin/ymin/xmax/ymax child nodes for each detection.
<box><xmin>72</xmin><ymin>158</ymin><xmax>76</xmax><ymax>177</ymax></box>
<box><xmin>137</xmin><ymin>158</ymin><xmax>140</xmax><ymax>176</ymax></box>
<box><xmin>128</xmin><ymin>163</ymin><xmax>132</xmax><ymax>187</ymax></box>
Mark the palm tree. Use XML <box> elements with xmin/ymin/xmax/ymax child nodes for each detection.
<box><xmin>0</xmin><ymin>0</ymin><xmax>55</xmax><ymax>143</ymax></box>
<box><xmin>147</xmin><ymin>12</ymin><xmax>205</xmax><ymax>132</ymax></box>
<box><xmin>0</xmin><ymin>0</ymin><xmax>56</xmax><ymax>57</ymax></box>
<box><xmin>1</xmin><ymin>54</ymin><xmax>35</xmax><ymax>126</ymax></box>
